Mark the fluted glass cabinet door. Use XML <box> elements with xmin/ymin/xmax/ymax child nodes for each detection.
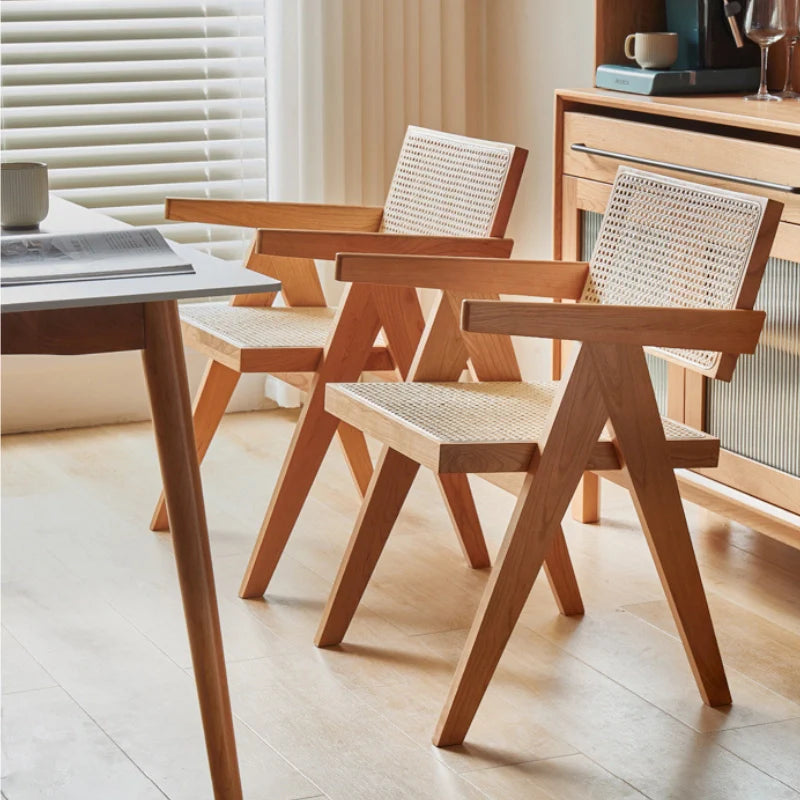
<box><xmin>707</xmin><ymin>256</ymin><xmax>800</xmax><ymax>478</ymax></box>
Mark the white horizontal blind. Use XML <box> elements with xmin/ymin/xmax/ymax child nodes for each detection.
<box><xmin>1</xmin><ymin>0</ymin><xmax>268</xmax><ymax>260</ymax></box>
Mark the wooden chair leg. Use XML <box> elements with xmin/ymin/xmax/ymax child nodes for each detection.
<box><xmin>571</xmin><ymin>472</ymin><xmax>600</xmax><ymax>523</ymax></box>
<box><xmin>437</xmin><ymin>474</ymin><xmax>491</xmax><ymax>569</ymax></box>
<box><xmin>238</xmin><ymin>378</ymin><xmax>359</xmax><ymax>599</ymax></box>
<box><xmin>436</xmin><ymin>477</ymin><xmax>582</xmax><ymax>617</ymax></box>
<box><xmin>239</xmin><ymin>283</ymin><xmax>382</xmax><ymax>599</ymax></box>
<box><xmin>336</xmin><ymin>422</ymin><xmax>374</xmax><ymax>497</ymax></box>
<box><xmin>151</xmin><ymin>359</ymin><xmax>240</xmax><ymax>531</ymax></box>
<box><xmin>543</xmin><ymin>526</ymin><xmax>583</xmax><ymax>616</ymax></box>
<box><xmin>433</xmin><ymin>499</ymin><xmax>560</xmax><ymax>747</ymax></box>
<box><xmin>590</xmin><ymin>342</ymin><xmax>730</xmax><ymax>707</ymax></box>
<box><xmin>628</xmin><ymin>480</ymin><xmax>730</xmax><ymax>705</ymax></box>
<box><xmin>435</xmin><ymin>346</ymin><xmax>608</xmax><ymax>747</ymax></box>
<box><xmin>268</xmin><ymin>372</ymin><xmax>374</xmax><ymax>498</ymax></box>
<box><xmin>315</xmin><ymin>446</ymin><xmax>420</xmax><ymax>647</ymax></box>
<box><xmin>142</xmin><ymin>302</ymin><xmax>242</xmax><ymax>800</ymax></box>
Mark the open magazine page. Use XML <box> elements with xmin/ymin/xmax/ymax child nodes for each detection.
<box><xmin>1</xmin><ymin>228</ymin><xmax>194</xmax><ymax>286</ymax></box>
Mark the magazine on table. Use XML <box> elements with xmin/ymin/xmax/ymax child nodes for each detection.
<box><xmin>0</xmin><ymin>227</ymin><xmax>194</xmax><ymax>286</ymax></box>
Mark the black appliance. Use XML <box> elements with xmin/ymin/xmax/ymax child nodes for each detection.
<box><xmin>665</xmin><ymin>0</ymin><xmax>761</xmax><ymax>69</ymax></box>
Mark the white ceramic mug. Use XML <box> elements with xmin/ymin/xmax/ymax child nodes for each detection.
<box><xmin>1</xmin><ymin>162</ymin><xmax>49</xmax><ymax>230</ymax></box>
<box><xmin>624</xmin><ymin>32</ymin><xmax>679</xmax><ymax>70</ymax></box>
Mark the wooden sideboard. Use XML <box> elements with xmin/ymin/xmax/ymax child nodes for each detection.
<box><xmin>553</xmin><ymin>88</ymin><xmax>800</xmax><ymax>545</ymax></box>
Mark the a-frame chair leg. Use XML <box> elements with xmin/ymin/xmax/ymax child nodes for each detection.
<box><xmin>238</xmin><ymin>284</ymin><xmax>383</xmax><ymax>599</ymax></box>
<box><xmin>317</xmin><ymin>469</ymin><xmax>585</xmax><ymax>650</ymax></box>
<box><xmin>438</xmin><ymin>474</ymin><xmax>491</xmax><ymax>569</ymax></box>
<box><xmin>543</xmin><ymin>525</ymin><xmax>584</xmax><ymax>616</ymax></box>
<box><xmin>571</xmin><ymin>473</ymin><xmax>600</xmax><ymax>523</ymax></box>
<box><xmin>331</xmin><ymin>285</ymin><xmax>421</xmax><ymax>501</ymax></box>
<box><xmin>336</xmin><ymin>422</ymin><xmax>374</xmax><ymax>497</ymax></box>
<box><xmin>434</xmin><ymin>346</ymin><xmax>608</xmax><ymax>747</ymax></box>
<box><xmin>377</xmin><ymin>287</ymin><xmax>492</xmax><ymax>571</ymax></box>
<box><xmin>269</xmin><ymin>374</ymin><xmax>374</xmax><ymax>498</ymax></box>
<box><xmin>438</xmin><ymin>475</ymin><xmax>582</xmax><ymax>615</ymax></box>
<box><xmin>315</xmin><ymin>446</ymin><xmax>420</xmax><ymax>647</ymax></box>
<box><xmin>150</xmin><ymin>358</ymin><xmax>240</xmax><ymax>531</ymax></box>
<box><xmin>590</xmin><ymin>342</ymin><xmax>730</xmax><ymax>706</ymax></box>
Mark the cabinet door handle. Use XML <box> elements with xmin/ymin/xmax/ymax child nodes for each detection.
<box><xmin>570</xmin><ymin>143</ymin><xmax>800</xmax><ymax>194</ymax></box>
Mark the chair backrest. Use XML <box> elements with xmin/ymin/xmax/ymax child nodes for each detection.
<box><xmin>582</xmin><ymin>167</ymin><xmax>781</xmax><ymax>380</ymax></box>
<box><xmin>381</xmin><ymin>126</ymin><xmax>527</xmax><ymax>239</ymax></box>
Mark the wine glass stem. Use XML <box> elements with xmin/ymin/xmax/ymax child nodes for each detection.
<box><xmin>758</xmin><ymin>44</ymin><xmax>770</xmax><ymax>96</ymax></box>
<box><xmin>783</xmin><ymin>39</ymin><xmax>797</xmax><ymax>93</ymax></box>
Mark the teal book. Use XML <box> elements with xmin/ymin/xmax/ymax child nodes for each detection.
<box><xmin>595</xmin><ymin>64</ymin><xmax>759</xmax><ymax>95</ymax></box>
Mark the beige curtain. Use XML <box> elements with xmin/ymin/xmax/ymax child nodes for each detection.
<box><xmin>264</xmin><ymin>0</ymin><xmax>486</xmax><ymax>404</ymax></box>
<box><xmin>266</xmin><ymin>0</ymin><xmax>485</xmax><ymax>212</ymax></box>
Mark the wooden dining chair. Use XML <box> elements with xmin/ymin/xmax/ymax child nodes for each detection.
<box><xmin>314</xmin><ymin>168</ymin><xmax>781</xmax><ymax>745</ymax></box>
<box><xmin>148</xmin><ymin>126</ymin><xmax>529</xmax><ymax>599</ymax></box>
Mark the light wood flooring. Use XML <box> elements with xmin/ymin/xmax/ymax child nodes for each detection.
<box><xmin>2</xmin><ymin>408</ymin><xmax>800</xmax><ymax>800</ymax></box>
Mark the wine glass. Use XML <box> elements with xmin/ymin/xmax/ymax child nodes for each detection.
<box><xmin>744</xmin><ymin>0</ymin><xmax>787</xmax><ymax>101</ymax></box>
<box><xmin>778</xmin><ymin>0</ymin><xmax>800</xmax><ymax>98</ymax></box>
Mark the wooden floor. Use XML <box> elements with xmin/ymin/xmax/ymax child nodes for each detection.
<box><xmin>2</xmin><ymin>408</ymin><xmax>800</xmax><ymax>800</ymax></box>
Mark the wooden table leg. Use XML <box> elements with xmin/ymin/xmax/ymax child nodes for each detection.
<box><xmin>151</xmin><ymin>358</ymin><xmax>241</xmax><ymax>531</ymax></box>
<box><xmin>141</xmin><ymin>300</ymin><xmax>242</xmax><ymax>800</ymax></box>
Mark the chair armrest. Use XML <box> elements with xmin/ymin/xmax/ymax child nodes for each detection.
<box><xmin>165</xmin><ymin>198</ymin><xmax>384</xmax><ymax>231</ymax></box>
<box><xmin>256</xmin><ymin>230</ymin><xmax>514</xmax><ymax>260</ymax></box>
<box><xmin>461</xmin><ymin>301</ymin><xmax>766</xmax><ymax>354</ymax></box>
<box><xmin>334</xmin><ymin>254</ymin><xmax>588</xmax><ymax>297</ymax></box>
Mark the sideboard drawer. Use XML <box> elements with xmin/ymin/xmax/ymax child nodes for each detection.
<box><xmin>563</xmin><ymin>111</ymin><xmax>800</xmax><ymax>225</ymax></box>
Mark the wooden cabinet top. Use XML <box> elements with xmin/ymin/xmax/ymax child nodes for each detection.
<box><xmin>557</xmin><ymin>88</ymin><xmax>800</xmax><ymax>139</ymax></box>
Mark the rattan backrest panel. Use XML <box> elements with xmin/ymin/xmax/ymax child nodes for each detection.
<box><xmin>582</xmin><ymin>167</ymin><xmax>768</xmax><ymax>372</ymax></box>
<box><xmin>381</xmin><ymin>126</ymin><xmax>516</xmax><ymax>238</ymax></box>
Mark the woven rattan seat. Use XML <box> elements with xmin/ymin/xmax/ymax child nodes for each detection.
<box><xmin>179</xmin><ymin>302</ymin><xmax>391</xmax><ymax>373</ymax></box>
<box><xmin>326</xmin><ymin>380</ymin><xmax>718</xmax><ymax>473</ymax></box>
<box><xmin>181</xmin><ymin>303</ymin><xmax>338</xmax><ymax>348</ymax></box>
<box><xmin>181</xmin><ymin>302</ymin><xmax>390</xmax><ymax>349</ymax></box>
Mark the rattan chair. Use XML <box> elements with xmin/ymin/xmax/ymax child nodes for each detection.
<box><xmin>149</xmin><ymin>127</ymin><xmax>533</xmax><ymax>601</ymax></box>
<box><xmin>314</xmin><ymin>167</ymin><xmax>782</xmax><ymax>746</ymax></box>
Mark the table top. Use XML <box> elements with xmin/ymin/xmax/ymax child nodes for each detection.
<box><xmin>556</xmin><ymin>88</ymin><xmax>800</xmax><ymax>138</ymax></box>
<box><xmin>1</xmin><ymin>196</ymin><xmax>281</xmax><ymax>313</ymax></box>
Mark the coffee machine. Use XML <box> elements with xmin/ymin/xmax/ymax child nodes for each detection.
<box><xmin>595</xmin><ymin>0</ymin><xmax>762</xmax><ymax>94</ymax></box>
<box><xmin>665</xmin><ymin>0</ymin><xmax>760</xmax><ymax>69</ymax></box>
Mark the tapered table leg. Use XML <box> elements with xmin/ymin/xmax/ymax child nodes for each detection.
<box><xmin>151</xmin><ymin>358</ymin><xmax>241</xmax><ymax>531</ymax></box>
<box><xmin>141</xmin><ymin>300</ymin><xmax>242</xmax><ymax>800</ymax></box>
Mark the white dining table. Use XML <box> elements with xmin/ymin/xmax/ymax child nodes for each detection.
<box><xmin>2</xmin><ymin>196</ymin><xmax>281</xmax><ymax>800</ymax></box>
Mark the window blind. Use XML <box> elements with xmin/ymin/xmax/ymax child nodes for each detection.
<box><xmin>1</xmin><ymin>0</ymin><xmax>268</xmax><ymax>260</ymax></box>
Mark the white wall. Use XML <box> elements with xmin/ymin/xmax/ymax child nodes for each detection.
<box><xmin>483</xmin><ymin>0</ymin><xmax>595</xmax><ymax>379</ymax></box>
<box><xmin>0</xmin><ymin>352</ymin><xmax>275</xmax><ymax>434</ymax></box>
